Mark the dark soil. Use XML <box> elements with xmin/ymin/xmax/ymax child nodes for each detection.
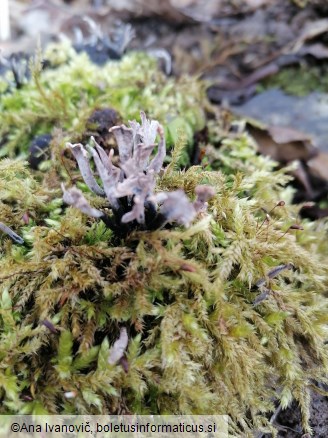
<box><xmin>261</xmin><ymin>388</ymin><xmax>328</xmax><ymax>437</ymax></box>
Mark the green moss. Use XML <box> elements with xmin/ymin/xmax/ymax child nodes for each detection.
<box><xmin>0</xmin><ymin>42</ymin><xmax>206</xmax><ymax>159</ymax></box>
<box><xmin>260</xmin><ymin>65</ymin><xmax>328</xmax><ymax>96</ymax></box>
<box><xmin>291</xmin><ymin>0</ymin><xmax>327</xmax><ymax>8</ymax></box>
<box><xmin>0</xmin><ymin>42</ymin><xmax>328</xmax><ymax>437</ymax></box>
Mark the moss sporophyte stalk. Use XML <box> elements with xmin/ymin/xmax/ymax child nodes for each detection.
<box><xmin>0</xmin><ymin>42</ymin><xmax>328</xmax><ymax>437</ymax></box>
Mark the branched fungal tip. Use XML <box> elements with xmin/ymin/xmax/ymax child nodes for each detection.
<box><xmin>0</xmin><ymin>221</ymin><xmax>24</xmax><ymax>244</ymax></box>
<box><xmin>63</xmin><ymin>112</ymin><xmax>215</xmax><ymax>234</ymax></box>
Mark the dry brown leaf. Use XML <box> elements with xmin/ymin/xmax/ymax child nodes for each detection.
<box><xmin>247</xmin><ymin>125</ymin><xmax>317</xmax><ymax>163</ymax></box>
<box><xmin>293</xmin><ymin>19</ymin><xmax>328</xmax><ymax>52</ymax></box>
<box><xmin>268</xmin><ymin>126</ymin><xmax>312</xmax><ymax>144</ymax></box>
<box><xmin>232</xmin><ymin>89</ymin><xmax>328</xmax><ymax>155</ymax></box>
<box><xmin>307</xmin><ymin>153</ymin><xmax>328</xmax><ymax>182</ymax></box>
<box><xmin>243</xmin><ymin>0</ymin><xmax>269</xmax><ymax>8</ymax></box>
<box><xmin>298</xmin><ymin>43</ymin><xmax>328</xmax><ymax>59</ymax></box>
<box><xmin>291</xmin><ymin>160</ymin><xmax>314</xmax><ymax>198</ymax></box>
